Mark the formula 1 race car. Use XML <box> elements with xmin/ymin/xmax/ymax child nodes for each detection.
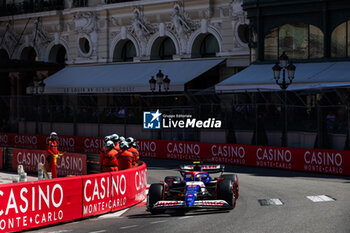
<box><xmin>147</xmin><ymin>162</ymin><xmax>239</xmax><ymax>214</ymax></box>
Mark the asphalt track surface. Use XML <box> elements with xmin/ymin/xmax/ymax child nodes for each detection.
<box><xmin>27</xmin><ymin>158</ymin><xmax>350</xmax><ymax>233</ymax></box>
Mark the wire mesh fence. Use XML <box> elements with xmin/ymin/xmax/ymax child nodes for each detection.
<box><xmin>0</xmin><ymin>93</ymin><xmax>349</xmax><ymax>149</ymax></box>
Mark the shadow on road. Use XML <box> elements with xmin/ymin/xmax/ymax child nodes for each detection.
<box><xmin>142</xmin><ymin>158</ymin><xmax>350</xmax><ymax>181</ymax></box>
<box><xmin>127</xmin><ymin>209</ymin><xmax>230</xmax><ymax>219</ymax></box>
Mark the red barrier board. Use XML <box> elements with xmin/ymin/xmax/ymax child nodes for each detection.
<box><xmin>12</xmin><ymin>149</ymin><xmax>87</xmax><ymax>176</ymax></box>
<box><xmin>0</xmin><ymin>177</ymin><xmax>83</xmax><ymax>232</ymax></box>
<box><xmin>82</xmin><ymin>173</ymin><xmax>112</xmax><ymax>217</ymax></box>
<box><xmin>136</xmin><ymin>139</ymin><xmax>350</xmax><ymax>176</ymax></box>
<box><xmin>1</xmin><ymin>133</ymin><xmax>349</xmax><ymax>176</ymax></box>
<box><xmin>0</xmin><ymin>147</ymin><xmax>3</xmax><ymax>170</ymax></box>
<box><xmin>82</xmin><ymin>163</ymin><xmax>147</xmax><ymax>218</ymax></box>
<box><xmin>111</xmin><ymin>164</ymin><xmax>147</xmax><ymax>212</ymax></box>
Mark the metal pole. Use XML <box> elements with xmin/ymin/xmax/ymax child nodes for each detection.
<box><xmin>282</xmin><ymin>90</ymin><xmax>287</xmax><ymax>147</ymax></box>
<box><xmin>35</xmin><ymin>92</ymin><xmax>39</xmax><ymax>134</ymax></box>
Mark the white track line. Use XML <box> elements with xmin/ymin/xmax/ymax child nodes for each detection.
<box><xmin>97</xmin><ymin>208</ymin><xmax>129</xmax><ymax>219</ymax></box>
<box><xmin>150</xmin><ymin>220</ymin><xmax>168</xmax><ymax>224</ymax></box>
<box><xmin>89</xmin><ymin>230</ymin><xmax>106</xmax><ymax>233</ymax></box>
<box><xmin>120</xmin><ymin>225</ymin><xmax>138</xmax><ymax>229</ymax></box>
<box><xmin>178</xmin><ymin>216</ymin><xmax>193</xmax><ymax>220</ymax></box>
<box><xmin>307</xmin><ymin>195</ymin><xmax>335</xmax><ymax>202</ymax></box>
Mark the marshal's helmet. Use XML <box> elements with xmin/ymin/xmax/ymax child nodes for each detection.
<box><xmin>110</xmin><ymin>134</ymin><xmax>119</xmax><ymax>143</ymax></box>
<box><xmin>105</xmin><ymin>140</ymin><xmax>115</xmax><ymax>150</ymax></box>
<box><xmin>119</xmin><ymin>141</ymin><xmax>129</xmax><ymax>150</ymax></box>
<box><xmin>50</xmin><ymin>132</ymin><xmax>58</xmax><ymax>140</ymax></box>
<box><xmin>104</xmin><ymin>135</ymin><xmax>111</xmax><ymax>144</ymax></box>
<box><xmin>126</xmin><ymin>137</ymin><xmax>134</xmax><ymax>144</ymax></box>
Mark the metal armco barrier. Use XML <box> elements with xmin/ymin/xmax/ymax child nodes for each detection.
<box><xmin>0</xmin><ymin>133</ymin><xmax>349</xmax><ymax>176</ymax></box>
<box><xmin>0</xmin><ymin>163</ymin><xmax>147</xmax><ymax>232</ymax></box>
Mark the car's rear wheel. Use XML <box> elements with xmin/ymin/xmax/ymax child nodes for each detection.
<box><xmin>217</xmin><ymin>179</ymin><xmax>236</xmax><ymax>209</ymax></box>
<box><xmin>220</xmin><ymin>174</ymin><xmax>239</xmax><ymax>198</ymax></box>
<box><xmin>148</xmin><ymin>183</ymin><xmax>164</xmax><ymax>214</ymax></box>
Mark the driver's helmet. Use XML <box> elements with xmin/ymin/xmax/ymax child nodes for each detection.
<box><xmin>193</xmin><ymin>164</ymin><xmax>202</xmax><ymax>171</ymax></box>
<box><xmin>119</xmin><ymin>136</ymin><xmax>126</xmax><ymax>142</ymax></box>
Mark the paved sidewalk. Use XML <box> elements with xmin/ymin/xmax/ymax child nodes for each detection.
<box><xmin>0</xmin><ymin>170</ymin><xmax>38</xmax><ymax>185</ymax></box>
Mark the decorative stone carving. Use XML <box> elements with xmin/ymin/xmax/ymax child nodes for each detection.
<box><xmin>129</xmin><ymin>8</ymin><xmax>154</xmax><ymax>56</ymax></box>
<box><xmin>131</xmin><ymin>8</ymin><xmax>154</xmax><ymax>38</ymax></box>
<box><xmin>73</xmin><ymin>11</ymin><xmax>98</xmax><ymax>34</ymax></box>
<box><xmin>73</xmin><ymin>12</ymin><xmax>99</xmax><ymax>59</ymax></box>
<box><xmin>169</xmin><ymin>3</ymin><xmax>197</xmax><ymax>54</ymax></box>
<box><xmin>230</xmin><ymin>0</ymin><xmax>249</xmax><ymax>48</ymax></box>
<box><xmin>32</xmin><ymin>18</ymin><xmax>52</xmax><ymax>47</ymax></box>
<box><xmin>172</xmin><ymin>3</ymin><xmax>193</xmax><ymax>36</ymax></box>
<box><xmin>3</xmin><ymin>21</ymin><xmax>18</xmax><ymax>55</ymax></box>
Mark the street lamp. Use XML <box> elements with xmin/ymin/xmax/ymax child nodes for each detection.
<box><xmin>149</xmin><ymin>70</ymin><xmax>171</xmax><ymax>92</ymax></box>
<box><xmin>272</xmin><ymin>52</ymin><xmax>296</xmax><ymax>147</ymax></box>
<box><xmin>28</xmin><ymin>79</ymin><xmax>45</xmax><ymax>134</ymax></box>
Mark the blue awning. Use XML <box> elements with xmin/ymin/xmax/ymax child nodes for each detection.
<box><xmin>41</xmin><ymin>59</ymin><xmax>224</xmax><ymax>94</ymax></box>
<box><xmin>215</xmin><ymin>61</ymin><xmax>350</xmax><ymax>92</ymax></box>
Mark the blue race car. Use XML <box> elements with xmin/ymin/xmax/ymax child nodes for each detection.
<box><xmin>147</xmin><ymin>163</ymin><xmax>239</xmax><ymax>214</ymax></box>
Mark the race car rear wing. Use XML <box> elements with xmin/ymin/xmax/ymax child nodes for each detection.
<box><xmin>179</xmin><ymin>164</ymin><xmax>225</xmax><ymax>173</ymax></box>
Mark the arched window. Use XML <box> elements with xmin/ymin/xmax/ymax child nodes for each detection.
<box><xmin>49</xmin><ymin>45</ymin><xmax>67</xmax><ymax>64</ymax></box>
<box><xmin>159</xmin><ymin>37</ymin><xmax>176</xmax><ymax>60</ymax></box>
<box><xmin>264</xmin><ymin>24</ymin><xmax>324</xmax><ymax>60</ymax></box>
<box><xmin>150</xmin><ymin>37</ymin><xmax>176</xmax><ymax>60</ymax></box>
<box><xmin>200</xmin><ymin>34</ymin><xmax>219</xmax><ymax>57</ymax></box>
<box><xmin>113</xmin><ymin>40</ymin><xmax>136</xmax><ymax>62</ymax></box>
<box><xmin>121</xmin><ymin>40</ymin><xmax>136</xmax><ymax>62</ymax></box>
<box><xmin>21</xmin><ymin>47</ymin><xmax>37</xmax><ymax>61</ymax></box>
<box><xmin>331</xmin><ymin>21</ymin><xmax>350</xmax><ymax>58</ymax></box>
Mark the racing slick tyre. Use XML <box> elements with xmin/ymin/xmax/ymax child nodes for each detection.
<box><xmin>148</xmin><ymin>183</ymin><xmax>164</xmax><ymax>214</ymax></box>
<box><xmin>217</xmin><ymin>179</ymin><xmax>237</xmax><ymax>210</ymax></box>
<box><xmin>164</xmin><ymin>176</ymin><xmax>181</xmax><ymax>183</ymax></box>
<box><xmin>220</xmin><ymin>174</ymin><xmax>239</xmax><ymax>198</ymax></box>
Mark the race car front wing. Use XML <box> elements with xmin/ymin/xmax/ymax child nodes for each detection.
<box><xmin>152</xmin><ymin>200</ymin><xmax>230</xmax><ymax>209</ymax></box>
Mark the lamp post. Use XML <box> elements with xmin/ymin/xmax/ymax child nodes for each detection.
<box><xmin>272</xmin><ymin>52</ymin><xmax>296</xmax><ymax>147</ymax></box>
<box><xmin>149</xmin><ymin>70</ymin><xmax>171</xmax><ymax>93</ymax></box>
<box><xmin>28</xmin><ymin>79</ymin><xmax>45</xmax><ymax>134</ymax></box>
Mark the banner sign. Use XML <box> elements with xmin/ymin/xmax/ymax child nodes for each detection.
<box><xmin>12</xmin><ymin>149</ymin><xmax>87</xmax><ymax>176</ymax></box>
<box><xmin>0</xmin><ymin>177</ymin><xmax>83</xmax><ymax>232</ymax></box>
<box><xmin>0</xmin><ymin>133</ymin><xmax>349</xmax><ymax>176</ymax></box>
<box><xmin>111</xmin><ymin>164</ymin><xmax>147</xmax><ymax>212</ymax></box>
<box><xmin>82</xmin><ymin>163</ymin><xmax>147</xmax><ymax>218</ymax></box>
<box><xmin>0</xmin><ymin>147</ymin><xmax>3</xmax><ymax>170</ymax></box>
<box><xmin>136</xmin><ymin>139</ymin><xmax>350</xmax><ymax>176</ymax></box>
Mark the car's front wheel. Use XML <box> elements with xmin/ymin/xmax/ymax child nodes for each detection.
<box><xmin>220</xmin><ymin>174</ymin><xmax>239</xmax><ymax>198</ymax></box>
<box><xmin>217</xmin><ymin>179</ymin><xmax>236</xmax><ymax>209</ymax></box>
<box><xmin>147</xmin><ymin>183</ymin><xmax>164</xmax><ymax>214</ymax></box>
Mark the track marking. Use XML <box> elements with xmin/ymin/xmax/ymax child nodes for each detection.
<box><xmin>150</xmin><ymin>220</ymin><xmax>167</xmax><ymax>224</ymax></box>
<box><xmin>258</xmin><ymin>198</ymin><xmax>283</xmax><ymax>206</ymax></box>
<box><xmin>40</xmin><ymin>230</ymin><xmax>72</xmax><ymax>233</ymax></box>
<box><xmin>89</xmin><ymin>230</ymin><xmax>106</xmax><ymax>233</ymax></box>
<box><xmin>307</xmin><ymin>195</ymin><xmax>335</xmax><ymax>202</ymax></box>
<box><xmin>97</xmin><ymin>208</ymin><xmax>129</xmax><ymax>219</ymax></box>
<box><xmin>120</xmin><ymin>225</ymin><xmax>138</xmax><ymax>229</ymax></box>
<box><xmin>178</xmin><ymin>216</ymin><xmax>193</xmax><ymax>220</ymax></box>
